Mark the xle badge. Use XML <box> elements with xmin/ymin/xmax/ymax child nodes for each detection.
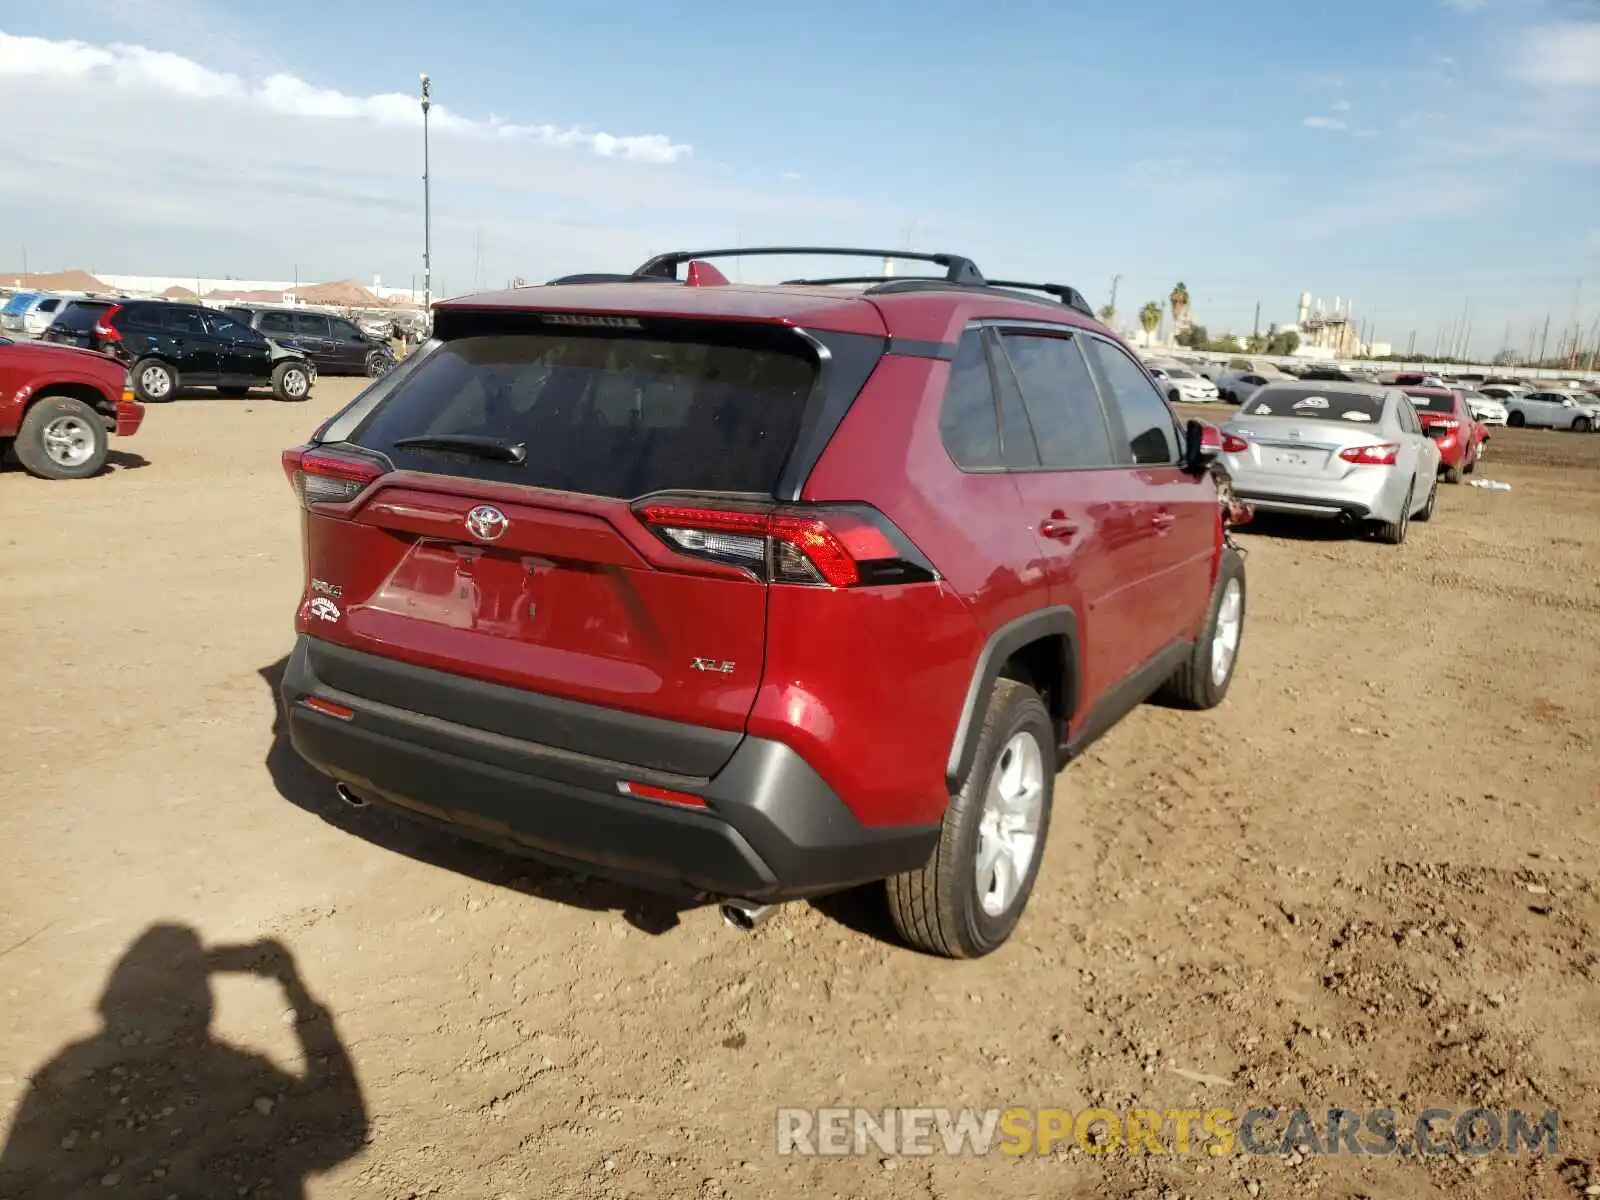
<box><xmin>691</xmin><ymin>658</ymin><xmax>736</xmax><ymax>674</ymax></box>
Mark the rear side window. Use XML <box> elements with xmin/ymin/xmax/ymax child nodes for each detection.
<box><xmin>259</xmin><ymin>312</ymin><xmax>296</xmax><ymax>335</ymax></box>
<box><xmin>294</xmin><ymin>313</ymin><xmax>332</xmax><ymax>338</ymax></box>
<box><xmin>1084</xmin><ymin>338</ymin><xmax>1180</xmax><ymax>465</ymax></box>
<box><xmin>118</xmin><ymin>304</ymin><xmax>163</xmax><ymax>330</ymax></box>
<box><xmin>996</xmin><ymin>331</ymin><xmax>1117</xmax><ymax>469</ymax></box>
<box><xmin>1243</xmin><ymin>387</ymin><xmax>1386</xmax><ymax>423</ymax></box>
<box><xmin>938</xmin><ymin>329</ymin><xmax>1002</xmax><ymax>470</ymax></box>
<box><xmin>352</xmin><ymin>329</ymin><xmax>818</xmax><ymax>499</ymax></box>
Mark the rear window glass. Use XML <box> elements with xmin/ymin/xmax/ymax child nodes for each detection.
<box><xmin>1241</xmin><ymin>387</ymin><xmax>1386</xmax><ymax>423</ymax></box>
<box><xmin>54</xmin><ymin>302</ymin><xmax>111</xmax><ymax>331</ymax></box>
<box><xmin>352</xmin><ymin>331</ymin><xmax>817</xmax><ymax>498</ymax></box>
<box><xmin>1403</xmin><ymin>391</ymin><xmax>1454</xmax><ymax>412</ymax></box>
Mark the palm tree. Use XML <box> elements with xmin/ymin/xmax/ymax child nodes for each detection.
<box><xmin>1097</xmin><ymin>304</ymin><xmax>1116</xmax><ymax>325</ymax></box>
<box><xmin>1169</xmin><ymin>282</ymin><xmax>1191</xmax><ymax>328</ymax></box>
<box><xmin>1139</xmin><ymin>301</ymin><xmax>1162</xmax><ymax>337</ymax></box>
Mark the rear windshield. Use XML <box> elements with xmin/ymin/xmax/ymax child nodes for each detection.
<box><xmin>1241</xmin><ymin>387</ymin><xmax>1386</xmax><ymax>423</ymax></box>
<box><xmin>351</xmin><ymin>330</ymin><xmax>818</xmax><ymax>498</ymax></box>
<box><xmin>54</xmin><ymin>302</ymin><xmax>112</xmax><ymax>331</ymax></box>
<box><xmin>2</xmin><ymin>294</ymin><xmax>37</xmax><ymax>316</ymax></box>
<box><xmin>1403</xmin><ymin>391</ymin><xmax>1454</xmax><ymax>412</ymax></box>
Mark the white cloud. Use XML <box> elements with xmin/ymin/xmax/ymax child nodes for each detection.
<box><xmin>0</xmin><ymin>28</ymin><xmax>880</xmax><ymax>289</ymax></box>
<box><xmin>1303</xmin><ymin>116</ymin><xmax>1349</xmax><ymax>131</ymax></box>
<box><xmin>0</xmin><ymin>30</ymin><xmax>691</xmax><ymax>163</ymax></box>
<box><xmin>1510</xmin><ymin>21</ymin><xmax>1600</xmax><ymax>88</ymax></box>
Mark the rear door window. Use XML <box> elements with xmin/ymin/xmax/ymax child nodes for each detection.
<box><xmin>994</xmin><ymin>331</ymin><xmax>1117</xmax><ymax>469</ymax></box>
<box><xmin>352</xmin><ymin>328</ymin><xmax>818</xmax><ymax>498</ymax></box>
<box><xmin>938</xmin><ymin>329</ymin><xmax>1003</xmax><ymax>470</ymax></box>
<box><xmin>1084</xmin><ymin>337</ymin><xmax>1181</xmax><ymax>464</ymax></box>
<box><xmin>259</xmin><ymin>312</ymin><xmax>296</xmax><ymax>336</ymax></box>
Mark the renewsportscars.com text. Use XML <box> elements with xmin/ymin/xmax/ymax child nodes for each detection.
<box><xmin>775</xmin><ymin>1106</ymin><xmax>1560</xmax><ymax>1158</ymax></box>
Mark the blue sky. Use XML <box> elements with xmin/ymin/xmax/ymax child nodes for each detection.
<box><xmin>1</xmin><ymin>0</ymin><xmax>1598</xmax><ymax>351</ymax></box>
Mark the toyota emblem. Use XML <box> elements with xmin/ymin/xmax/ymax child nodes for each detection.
<box><xmin>465</xmin><ymin>505</ymin><xmax>509</xmax><ymax>542</ymax></box>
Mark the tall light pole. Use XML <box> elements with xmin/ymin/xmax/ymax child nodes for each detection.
<box><xmin>420</xmin><ymin>73</ymin><xmax>432</xmax><ymax>316</ymax></box>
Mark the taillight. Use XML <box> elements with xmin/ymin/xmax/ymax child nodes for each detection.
<box><xmin>93</xmin><ymin>304</ymin><xmax>123</xmax><ymax>342</ymax></box>
<box><xmin>1221</xmin><ymin>433</ymin><xmax>1250</xmax><ymax>453</ymax></box>
<box><xmin>634</xmin><ymin>502</ymin><xmax>936</xmax><ymax>588</ymax></box>
<box><xmin>282</xmin><ymin>445</ymin><xmax>386</xmax><ymax>508</ymax></box>
<box><xmin>1338</xmin><ymin>443</ymin><xmax>1400</xmax><ymax>466</ymax></box>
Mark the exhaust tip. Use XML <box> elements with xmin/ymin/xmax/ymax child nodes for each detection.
<box><xmin>334</xmin><ymin>782</ymin><xmax>368</xmax><ymax>808</ymax></box>
<box><xmin>719</xmin><ymin>900</ymin><xmax>777</xmax><ymax>932</ymax></box>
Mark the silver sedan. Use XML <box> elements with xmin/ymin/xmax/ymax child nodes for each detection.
<box><xmin>1220</xmin><ymin>382</ymin><xmax>1442</xmax><ymax>545</ymax></box>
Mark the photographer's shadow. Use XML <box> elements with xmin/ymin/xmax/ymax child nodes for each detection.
<box><xmin>0</xmin><ymin>925</ymin><xmax>367</xmax><ymax>1199</ymax></box>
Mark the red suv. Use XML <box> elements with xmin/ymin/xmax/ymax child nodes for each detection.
<box><xmin>279</xmin><ymin>248</ymin><xmax>1247</xmax><ymax>958</ymax></box>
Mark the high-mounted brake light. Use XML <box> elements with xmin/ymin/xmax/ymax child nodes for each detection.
<box><xmin>281</xmin><ymin>445</ymin><xmax>386</xmax><ymax>508</ymax></box>
<box><xmin>1338</xmin><ymin>443</ymin><xmax>1400</xmax><ymax>466</ymax></box>
<box><xmin>1221</xmin><ymin>433</ymin><xmax>1250</xmax><ymax>453</ymax></box>
<box><xmin>634</xmin><ymin>502</ymin><xmax>933</xmax><ymax>588</ymax></box>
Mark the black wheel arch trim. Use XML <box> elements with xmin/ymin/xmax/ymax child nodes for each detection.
<box><xmin>945</xmin><ymin>606</ymin><xmax>1079</xmax><ymax>791</ymax></box>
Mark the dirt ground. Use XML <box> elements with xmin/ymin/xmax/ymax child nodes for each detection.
<box><xmin>2</xmin><ymin>382</ymin><xmax>1598</xmax><ymax>1199</ymax></box>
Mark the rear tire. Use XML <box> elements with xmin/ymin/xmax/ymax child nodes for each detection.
<box><xmin>1375</xmin><ymin>482</ymin><xmax>1413</xmax><ymax>545</ymax></box>
<box><xmin>1414</xmin><ymin>477</ymin><xmax>1438</xmax><ymax>522</ymax></box>
<box><xmin>271</xmin><ymin>361</ymin><xmax>312</xmax><ymax>402</ymax></box>
<box><xmin>132</xmin><ymin>359</ymin><xmax>177</xmax><ymax>403</ymax></box>
<box><xmin>1443</xmin><ymin>462</ymin><xmax>1462</xmax><ymax>484</ymax></box>
<box><xmin>886</xmin><ymin>679</ymin><xmax>1054</xmax><ymax>959</ymax></box>
<box><xmin>1155</xmin><ymin>546</ymin><xmax>1246</xmax><ymax>710</ymax></box>
<box><xmin>13</xmin><ymin>396</ymin><xmax>108</xmax><ymax>480</ymax></box>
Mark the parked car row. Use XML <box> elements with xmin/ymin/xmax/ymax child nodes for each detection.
<box><xmin>1216</xmin><ymin>380</ymin><xmax>1489</xmax><ymax>545</ymax></box>
<box><xmin>6</xmin><ymin>292</ymin><xmax>395</xmax><ymax>381</ymax></box>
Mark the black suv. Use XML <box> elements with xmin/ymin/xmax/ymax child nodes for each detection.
<box><xmin>92</xmin><ymin>301</ymin><xmax>316</xmax><ymax>403</ymax></box>
<box><xmin>222</xmin><ymin>306</ymin><xmax>394</xmax><ymax>378</ymax></box>
<box><xmin>38</xmin><ymin>299</ymin><xmax>117</xmax><ymax>350</ymax></box>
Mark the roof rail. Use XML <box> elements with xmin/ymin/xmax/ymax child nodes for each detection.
<box><xmin>546</xmin><ymin>272</ymin><xmax>674</xmax><ymax>285</ymax></box>
<box><xmin>862</xmin><ymin>278</ymin><xmax>1098</xmax><ymax>319</ymax></box>
<box><xmin>986</xmin><ymin>280</ymin><xmax>1096</xmax><ymax>318</ymax></box>
<box><xmin>632</xmin><ymin>247</ymin><xmax>987</xmax><ymax>285</ymax></box>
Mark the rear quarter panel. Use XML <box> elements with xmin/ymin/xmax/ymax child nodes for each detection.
<box><xmin>781</xmin><ymin>352</ymin><xmax>1045</xmax><ymax>825</ymax></box>
<box><xmin>0</xmin><ymin>348</ymin><xmax>124</xmax><ymax>436</ymax></box>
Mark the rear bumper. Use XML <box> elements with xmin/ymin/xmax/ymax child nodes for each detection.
<box><xmin>280</xmin><ymin>637</ymin><xmax>939</xmax><ymax>901</ymax></box>
<box><xmin>1233</xmin><ymin>491</ymin><xmax>1371</xmax><ymax>520</ymax></box>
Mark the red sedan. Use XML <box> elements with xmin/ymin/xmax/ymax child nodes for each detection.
<box><xmin>1403</xmin><ymin>387</ymin><xmax>1488</xmax><ymax>483</ymax></box>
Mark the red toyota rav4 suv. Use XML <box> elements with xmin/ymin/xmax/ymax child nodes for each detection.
<box><xmin>279</xmin><ymin>248</ymin><xmax>1248</xmax><ymax>958</ymax></box>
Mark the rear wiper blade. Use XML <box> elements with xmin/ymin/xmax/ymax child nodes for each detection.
<box><xmin>391</xmin><ymin>434</ymin><xmax>527</xmax><ymax>464</ymax></box>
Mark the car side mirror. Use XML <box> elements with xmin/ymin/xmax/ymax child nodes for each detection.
<box><xmin>1184</xmin><ymin>419</ymin><xmax>1221</xmax><ymax>474</ymax></box>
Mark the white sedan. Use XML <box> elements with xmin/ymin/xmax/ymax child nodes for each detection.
<box><xmin>1504</xmin><ymin>391</ymin><xmax>1600</xmax><ymax>432</ymax></box>
<box><xmin>1216</xmin><ymin>369</ymin><xmax>1277</xmax><ymax>404</ymax></box>
<box><xmin>1149</xmin><ymin>364</ymin><xmax>1221</xmax><ymax>403</ymax></box>
<box><xmin>1458</xmin><ymin>390</ymin><xmax>1508</xmax><ymax>426</ymax></box>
